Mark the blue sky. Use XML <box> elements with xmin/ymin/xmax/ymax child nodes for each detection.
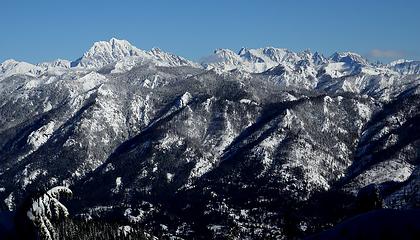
<box><xmin>1</xmin><ymin>0</ymin><xmax>419</xmax><ymax>63</ymax></box>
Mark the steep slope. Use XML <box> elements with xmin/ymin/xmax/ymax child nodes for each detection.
<box><xmin>201</xmin><ymin>47</ymin><xmax>323</xmax><ymax>74</ymax></box>
<box><xmin>0</xmin><ymin>64</ymin><xmax>403</xmax><ymax>239</ymax></box>
<box><xmin>0</xmin><ymin>39</ymin><xmax>419</xmax><ymax>239</ymax></box>
<box><xmin>70</xmin><ymin>38</ymin><xmax>150</xmax><ymax>68</ymax></box>
<box><xmin>70</xmin><ymin>38</ymin><xmax>199</xmax><ymax>72</ymax></box>
<box><xmin>341</xmin><ymin>90</ymin><xmax>420</xmax><ymax>208</ymax></box>
<box><xmin>0</xmin><ymin>59</ymin><xmax>44</xmax><ymax>80</ymax></box>
<box><xmin>388</xmin><ymin>59</ymin><xmax>420</xmax><ymax>75</ymax></box>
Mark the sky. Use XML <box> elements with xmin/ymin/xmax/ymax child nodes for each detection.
<box><xmin>1</xmin><ymin>0</ymin><xmax>419</xmax><ymax>64</ymax></box>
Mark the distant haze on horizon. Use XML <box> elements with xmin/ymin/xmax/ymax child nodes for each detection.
<box><xmin>1</xmin><ymin>0</ymin><xmax>419</xmax><ymax>64</ymax></box>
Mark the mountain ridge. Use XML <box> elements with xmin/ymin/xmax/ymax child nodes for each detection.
<box><xmin>0</xmin><ymin>37</ymin><xmax>419</xmax><ymax>239</ymax></box>
<box><xmin>2</xmin><ymin>38</ymin><xmax>418</xmax><ymax>78</ymax></box>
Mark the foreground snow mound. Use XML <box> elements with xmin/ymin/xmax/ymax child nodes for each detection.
<box><xmin>27</xmin><ymin>186</ymin><xmax>72</xmax><ymax>240</ymax></box>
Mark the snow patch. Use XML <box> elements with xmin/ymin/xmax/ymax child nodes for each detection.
<box><xmin>118</xmin><ymin>225</ymin><xmax>132</xmax><ymax>237</ymax></box>
<box><xmin>27</xmin><ymin>121</ymin><xmax>56</xmax><ymax>149</ymax></box>
<box><xmin>178</xmin><ymin>92</ymin><xmax>192</xmax><ymax>108</ymax></box>
<box><xmin>166</xmin><ymin>173</ymin><xmax>175</xmax><ymax>182</ymax></box>
<box><xmin>4</xmin><ymin>192</ymin><xmax>15</xmax><ymax>210</ymax></box>
<box><xmin>112</xmin><ymin>177</ymin><xmax>123</xmax><ymax>193</ymax></box>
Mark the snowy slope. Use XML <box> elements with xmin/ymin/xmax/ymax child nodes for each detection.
<box><xmin>70</xmin><ymin>38</ymin><xmax>200</xmax><ymax>71</ymax></box>
<box><xmin>201</xmin><ymin>47</ymin><xmax>317</xmax><ymax>73</ymax></box>
<box><xmin>0</xmin><ymin>38</ymin><xmax>419</xmax><ymax>239</ymax></box>
<box><xmin>70</xmin><ymin>38</ymin><xmax>150</xmax><ymax>68</ymax></box>
<box><xmin>388</xmin><ymin>59</ymin><xmax>420</xmax><ymax>75</ymax></box>
<box><xmin>0</xmin><ymin>59</ymin><xmax>44</xmax><ymax>79</ymax></box>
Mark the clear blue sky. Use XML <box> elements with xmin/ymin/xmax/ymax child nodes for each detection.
<box><xmin>1</xmin><ymin>0</ymin><xmax>419</xmax><ymax>63</ymax></box>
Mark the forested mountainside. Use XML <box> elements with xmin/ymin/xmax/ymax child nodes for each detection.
<box><xmin>0</xmin><ymin>38</ymin><xmax>419</xmax><ymax>239</ymax></box>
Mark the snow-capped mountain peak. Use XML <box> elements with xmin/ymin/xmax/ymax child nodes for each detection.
<box><xmin>200</xmin><ymin>48</ymin><xmax>243</xmax><ymax>71</ymax></box>
<box><xmin>202</xmin><ymin>47</ymin><xmax>331</xmax><ymax>73</ymax></box>
<box><xmin>311</xmin><ymin>51</ymin><xmax>328</xmax><ymax>65</ymax></box>
<box><xmin>70</xmin><ymin>38</ymin><xmax>148</xmax><ymax>68</ymax></box>
<box><xmin>37</xmin><ymin>59</ymin><xmax>71</xmax><ymax>69</ymax></box>
<box><xmin>0</xmin><ymin>59</ymin><xmax>44</xmax><ymax>79</ymax></box>
<box><xmin>1</xmin><ymin>38</ymin><xmax>420</xmax><ymax>239</ymax></box>
<box><xmin>388</xmin><ymin>59</ymin><xmax>420</xmax><ymax>75</ymax></box>
<box><xmin>86</xmin><ymin>38</ymin><xmax>143</xmax><ymax>59</ymax></box>
<box><xmin>214</xmin><ymin>48</ymin><xmax>240</xmax><ymax>59</ymax></box>
<box><xmin>70</xmin><ymin>38</ymin><xmax>200</xmax><ymax>71</ymax></box>
<box><xmin>388</xmin><ymin>59</ymin><xmax>413</xmax><ymax>66</ymax></box>
<box><xmin>330</xmin><ymin>51</ymin><xmax>370</xmax><ymax>66</ymax></box>
<box><xmin>147</xmin><ymin>47</ymin><xmax>200</xmax><ymax>68</ymax></box>
<box><xmin>238</xmin><ymin>47</ymin><xmax>248</xmax><ymax>56</ymax></box>
<box><xmin>201</xmin><ymin>47</ymin><xmax>301</xmax><ymax>73</ymax></box>
<box><xmin>239</xmin><ymin>47</ymin><xmax>298</xmax><ymax>64</ymax></box>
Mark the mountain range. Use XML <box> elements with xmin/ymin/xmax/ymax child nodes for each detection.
<box><xmin>0</xmin><ymin>38</ymin><xmax>419</xmax><ymax>239</ymax></box>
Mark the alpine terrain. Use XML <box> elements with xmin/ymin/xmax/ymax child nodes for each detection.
<box><xmin>0</xmin><ymin>38</ymin><xmax>419</xmax><ymax>239</ymax></box>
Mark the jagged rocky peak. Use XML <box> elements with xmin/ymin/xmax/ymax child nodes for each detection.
<box><xmin>71</xmin><ymin>38</ymin><xmax>200</xmax><ymax>70</ymax></box>
<box><xmin>149</xmin><ymin>47</ymin><xmax>165</xmax><ymax>57</ymax></box>
<box><xmin>213</xmin><ymin>48</ymin><xmax>240</xmax><ymax>59</ymax></box>
<box><xmin>330</xmin><ymin>51</ymin><xmax>370</xmax><ymax>66</ymax></box>
<box><xmin>37</xmin><ymin>59</ymin><xmax>71</xmax><ymax>69</ymax></box>
<box><xmin>262</xmin><ymin>63</ymin><xmax>287</xmax><ymax>75</ymax></box>
<box><xmin>200</xmin><ymin>48</ymin><xmax>243</xmax><ymax>70</ymax></box>
<box><xmin>203</xmin><ymin>47</ymin><xmax>330</xmax><ymax>73</ymax></box>
<box><xmin>148</xmin><ymin>47</ymin><xmax>200</xmax><ymax>67</ymax></box>
<box><xmin>85</xmin><ymin>38</ymin><xmax>144</xmax><ymax>59</ymax></box>
<box><xmin>388</xmin><ymin>59</ymin><xmax>411</xmax><ymax>66</ymax></box>
<box><xmin>70</xmin><ymin>37</ymin><xmax>148</xmax><ymax>68</ymax></box>
<box><xmin>201</xmin><ymin>47</ymin><xmax>298</xmax><ymax>73</ymax></box>
<box><xmin>239</xmin><ymin>46</ymin><xmax>297</xmax><ymax>63</ymax></box>
<box><xmin>0</xmin><ymin>39</ymin><xmax>420</xmax><ymax>239</ymax></box>
<box><xmin>311</xmin><ymin>51</ymin><xmax>328</xmax><ymax>65</ymax></box>
<box><xmin>388</xmin><ymin>59</ymin><xmax>420</xmax><ymax>75</ymax></box>
<box><xmin>237</xmin><ymin>47</ymin><xmax>248</xmax><ymax>56</ymax></box>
